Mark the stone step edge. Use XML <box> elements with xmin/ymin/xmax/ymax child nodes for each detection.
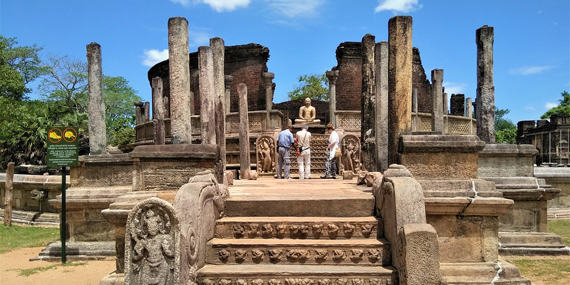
<box><xmin>197</xmin><ymin>264</ymin><xmax>396</xmax><ymax>275</ymax></box>
<box><xmin>209</xmin><ymin>238</ymin><xmax>386</xmax><ymax>246</ymax></box>
<box><xmin>217</xmin><ymin>217</ymin><xmax>379</xmax><ymax>222</ymax></box>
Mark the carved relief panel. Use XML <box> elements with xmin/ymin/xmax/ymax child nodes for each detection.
<box><xmin>340</xmin><ymin>134</ymin><xmax>361</xmax><ymax>175</ymax></box>
<box><xmin>125</xmin><ymin>198</ymin><xmax>180</xmax><ymax>285</ymax></box>
<box><xmin>256</xmin><ymin>135</ymin><xmax>277</xmax><ymax>174</ymax></box>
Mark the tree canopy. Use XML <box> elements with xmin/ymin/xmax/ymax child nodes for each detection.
<box><xmin>288</xmin><ymin>74</ymin><xmax>329</xmax><ymax>101</ymax></box>
<box><xmin>495</xmin><ymin>107</ymin><xmax>517</xmax><ymax>144</ymax></box>
<box><xmin>541</xmin><ymin>91</ymin><xmax>570</xmax><ymax>119</ymax></box>
<box><xmin>0</xmin><ymin>35</ymin><xmax>46</xmax><ymax>100</ymax></box>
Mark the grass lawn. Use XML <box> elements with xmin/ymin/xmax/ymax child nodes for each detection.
<box><xmin>506</xmin><ymin>220</ymin><xmax>570</xmax><ymax>285</ymax></box>
<box><xmin>0</xmin><ymin>224</ymin><xmax>59</xmax><ymax>254</ymax></box>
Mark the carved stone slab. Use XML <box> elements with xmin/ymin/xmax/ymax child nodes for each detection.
<box><xmin>340</xmin><ymin>134</ymin><xmax>362</xmax><ymax>175</ymax></box>
<box><xmin>125</xmin><ymin>197</ymin><xmax>180</xmax><ymax>285</ymax></box>
<box><xmin>256</xmin><ymin>135</ymin><xmax>277</xmax><ymax>175</ymax></box>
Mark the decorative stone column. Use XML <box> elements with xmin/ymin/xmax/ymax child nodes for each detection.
<box><xmin>443</xmin><ymin>92</ymin><xmax>448</xmax><ymax>114</ymax></box>
<box><xmin>238</xmin><ymin>83</ymin><xmax>251</xmax><ymax>179</ymax></box>
<box><xmin>152</xmin><ymin>77</ymin><xmax>166</xmax><ymax>145</ymax></box>
<box><xmin>262</xmin><ymin>72</ymin><xmax>275</xmax><ymax>129</ymax></box>
<box><xmin>476</xmin><ymin>25</ymin><xmax>495</xmax><ymax>143</ymax></box>
<box><xmin>361</xmin><ymin>34</ymin><xmax>376</xmax><ymax>172</ymax></box>
<box><xmin>224</xmin><ymin>75</ymin><xmax>233</xmax><ymax>115</ymax></box>
<box><xmin>388</xmin><ymin>16</ymin><xmax>413</xmax><ymax>165</ymax></box>
<box><xmin>375</xmin><ymin>41</ymin><xmax>389</xmax><ymax>172</ymax></box>
<box><xmin>86</xmin><ymin>42</ymin><xmax>106</xmax><ymax>154</ymax></box>
<box><xmin>199</xmin><ymin>46</ymin><xmax>216</xmax><ymax>145</ymax></box>
<box><xmin>431</xmin><ymin>69</ymin><xmax>443</xmax><ymax>133</ymax></box>
<box><xmin>168</xmin><ymin>17</ymin><xmax>192</xmax><ymax>144</ymax></box>
<box><xmin>412</xmin><ymin>89</ymin><xmax>418</xmax><ymax>132</ymax></box>
<box><xmin>466</xmin><ymin>97</ymin><xmax>473</xmax><ymax>135</ymax></box>
<box><xmin>211</xmin><ymin>37</ymin><xmax>226</xmax><ymax>175</ymax></box>
<box><xmin>326</xmin><ymin>70</ymin><xmax>339</xmax><ymax>126</ymax></box>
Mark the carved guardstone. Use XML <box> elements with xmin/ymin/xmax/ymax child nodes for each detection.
<box><xmin>125</xmin><ymin>198</ymin><xmax>180</xmax><ymax>285</ymax></box>
<box><xmin>340</xmin><ymin>134</ymin><xmax>362</xmax><ymax>175</ymax></box>
<box><xmin>256</xmin><ymin>135</ymin><xmax>277</xmax><ymax>175</ymax></box>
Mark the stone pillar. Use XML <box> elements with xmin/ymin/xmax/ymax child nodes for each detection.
<box><xmin>443</xmin><ymin>92</ymin><xmax>448</xmax><ymax>114</ymax></box>
<box><xmin>361</xmin><ymin>34</ymin><xmax>377</xmax><ymax>172</ymax></box>
<box><xmin>476</xmin><ymin>25</ymin><xmax>495</xmax><ymax>143</ymax></box>
<box><xmin>450</xmin><ymin>94</ymin><xmax>465</xmax><ymax>116</ymax></box>
<box><xmin>3</xmin><ymin>162</ymin><xmax>14</xmax><ymax>226</ymax></box>
<box><xmin>466</xmin><ymin>97</ymin><xmax>473</xmax><ymax>135</ymax></box>
<box><xmin>326</xmin><ymin>70</ymin><xmax>339</xmax><ymax>126</ymax></box>
<box><xmin>388</xmin><ymin>16</ymin><xmax>413</xmax><ymax>165</ymax></box>
<box><xmin>238</xmin><ymin>83</ymin><xmax>251</xmax><ymax>179</ymax></box>
<box><xmin>224</xmin><ymin>75</ymin><xmax>233</xmax><ymax>114</ymax></box>
<box><xmin>211</xmin><ymin>37</ymin><xmax>226</xmax><ymax>175</ymax></box>
<box><xmin>86</xmin><ymin>42</ymin><xmax>107</xmax><ymax>155</ymax></box>
<box><xmin>412</xmin><ymin>89</ymin><xmax>418</xmax><ymax>132</ymax></box>
<box><xmin>168</xmin><ymin>17</ymin><xmax>192</xmax><ymax>144</ymax></box>
<box><xmin>135</xmin><ymin>102</ymin><xmax>143</xmax><ymax>125</ymax></box>
<box><xmin>431</xmin><ymin>69</ymin><xmax>444</xmax><ymax>133</ymax></box>
<box><xmin>262</xmin><ymin>72</ymin><xmax>275</xmax><ymax>129</ymax></box>
<box><xmin>152</xmin><ymin>77</ymin><xmax>166</xmax><ymax>145</ymax></box>
<box><xmin>144</xmin><ymin>102</ymin><xmax>150</xmax><ymax>122</ymax></box>
<box><xmin>199</xmin><ymin>46</ymin><xmax>216</xmax><ymax>145</ymax></box>
<box><xmin>376</xmin><ymin>41</ymin><xmax>389</xmax><ymax>172</ymax></box>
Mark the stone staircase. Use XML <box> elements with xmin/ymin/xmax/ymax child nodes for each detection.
<box><xmin>197</xmin><ymin>179</ymin><xmax>396</xmax><ymax>284</ymax></box>
<box><xmin>289</xmin><ymin>134</ymin><xmax>331</xmax><ymax>176</ymax></box>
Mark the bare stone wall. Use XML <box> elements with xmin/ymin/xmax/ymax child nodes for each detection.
<box><xmin>148</xmin><ymin>44</ymin><xmax>270</xmax><ymax>116</ymax></box>
<box><xmin>333</xmin><ymin>43</ymin><xmax>432</xmax><ymax>112</ymax></box>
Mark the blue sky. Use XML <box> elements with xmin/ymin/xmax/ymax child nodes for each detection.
<box><xmin>1</xmin><ymin>0</ymin><xmax>568</xmax><ymax>124</ymax></box>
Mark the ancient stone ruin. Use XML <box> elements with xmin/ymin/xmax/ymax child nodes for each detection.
<box><xmin>4</xmin><ymin>13</ymin><xmax>561</xmax><ymax>285</ymax></box>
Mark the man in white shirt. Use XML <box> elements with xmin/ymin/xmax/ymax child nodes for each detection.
<box><xmin>322</xmin><ymin>123</ymin><xmax>339</xmax><ymax>179</ymax></box>
<box><xmin>295</xmin><ymin>125</ymin><xmax>312</xmax><ymax>179</ymax></box>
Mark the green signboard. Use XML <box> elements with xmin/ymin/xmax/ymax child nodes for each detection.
<box><xmin>47</xmin><ymin>127</ymin><xmax>79</xmax><ymax>167</ymax></box>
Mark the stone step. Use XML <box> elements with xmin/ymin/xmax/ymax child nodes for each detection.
<box><xmin>206</xmin><ymin>238</ymin><xmax>390</xmax><ymax>266</ymax></box>
<box><xmin>197</xmin><ymin>264</ymin><xmax>396</xmax><ymax>285</ymax></box>
<box><xmin>499</xmin><ymin>232</ymin><xmax>570</xmax><ymax>255</ymax></box>
<box><xmin>225</xmin><ymin>180</ymin><xmax>374</xmax><ymax>217</ymax></box>
<box><xmin>215</xmin><ymin>216</ymin><xmax>380</xmax><ymax>240</ymax></box>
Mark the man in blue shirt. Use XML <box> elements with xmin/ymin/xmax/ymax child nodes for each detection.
<box><xmin>276</xmin><ymin>125</ymin><xmax>294</xmax><ymax>179</ymax></box>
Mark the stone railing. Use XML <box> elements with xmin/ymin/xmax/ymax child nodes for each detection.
<box><xmin>335</xmin><ymin>110</ymin><xmax>361</xmax><ymax>132</ymax></box>
<box><xmin>413</xmin><ymin>112</ymin><xmax>476</xmax><ymax>135</ymax></box>
<box><xmin>135</xmin><ymin>110</ymin><xmax>284</xmax><ymax>143</ymax></box>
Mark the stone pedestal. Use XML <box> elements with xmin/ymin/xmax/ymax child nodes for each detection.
<box><xmin>479</xmin><ymin>144</ymin><xmax>569</xmax><ymax>255</ymax></box>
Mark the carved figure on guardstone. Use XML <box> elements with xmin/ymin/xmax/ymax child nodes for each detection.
<box><xmin>256</xmin><ymin>135</ymin><xmax>276</xmax><ymax>173</ymax></box>
<box><xmin>125</xmin><ymin>198</ymin><xmax>179</xmax><ymax>285</ymax></box>
<box><xmin>341</xmin><ymin>134</ymin><xmax>361</xmax><ymax>174</ymax></box>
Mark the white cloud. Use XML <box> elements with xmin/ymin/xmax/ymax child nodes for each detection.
<box><xmin>189</xmin><ymin>28</ymin><xmax>212</xmax><ymax>47</ymax></box>
<box><xmin>509</xmin><ymin>65</ymin><xmax>554</xmax><ymax>75</ymax></box>
<box><xmin>524</xmin><ymin>106</ymin><xmax>536</xmax><ymax>111</ymax></box>
<box><xmin>142</xmin><ymin>49</ymin><xmax>169</xmax><ymax>67</ymax></box>
<box><xmin>442</xmin><ymin>82</ymin><xmax>466</xmax><ymax>95</ymax></box>
<box><xmin>545</xmin><ymin>102</ymin><xmax>558</xmax><ymax>109</ymax></box>
<box><xmin>171</xmin><ymin>0</ymin><xmax>251</xmax><ymax>12</ymax></box>
<box><xmin>375</xmin><ymin>0</ymin><xmax>422</xmax><ymax>13</ymax></box>
<box><xmin>265</xmin><ymin>0</ymin><xmax>324</xmax><ymax>18</ymax></box>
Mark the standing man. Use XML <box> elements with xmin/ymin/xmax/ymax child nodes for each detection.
<box><xmin>322</xmin><ymin>123</ymin><xmax>339</xmax><ymax>179</ymax></box>
<box><xmin>277</xmin><ymin>125</ymin><xmax>294</xmax><ymax>179</ymax></box>
<box><xmin>296</xmin><ymin>125</ymin><xmax>312</xmax><ymax>179</ymax></box>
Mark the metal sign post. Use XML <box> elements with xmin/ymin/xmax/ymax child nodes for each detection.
<box><xmin>46</xmin><ymin>126</ymin><xmax>78</xmax><ymax>264</ymax></box>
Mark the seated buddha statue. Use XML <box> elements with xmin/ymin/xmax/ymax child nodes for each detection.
<box><xmin>297</xmin><ymin>98</ymin><xmax>321</xmax><ymax>124</ymax></box>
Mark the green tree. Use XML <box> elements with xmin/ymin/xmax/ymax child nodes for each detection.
<box><xmin>39</xmin><ymin>55</ymin><xmax>141</xmax><ymax>145</ymax></box>
<box><xmin>288</xmin><ymin>74</ymin><xmax>329</xmax><ymax>101</ymax></box>
<box><xmin>0</xmin><ymin>35</ymin><xmax>46</xmax><ymax>100</ymax></box>
<box><xmin>541</xmin><ymin>91</ymin><xmax>570</xmax><ymax>119</ymax></box>
<box><xmin>495</xmin><ymin>107</ymin><xmax>517</xmax><ymax>144</ymax></box>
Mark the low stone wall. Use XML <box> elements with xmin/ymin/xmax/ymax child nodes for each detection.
<box><xmin>534</xmin><ymin>166</ymin><xmax>570</xmax><ymax>208</ymax></box>
<box><xmin>0</xmin><ymin>173</ymin><xmax>68</xmax><ymax>213</ymax></box>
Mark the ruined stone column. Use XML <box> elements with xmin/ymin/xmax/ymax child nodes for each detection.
<box><xmin>412</xmin><ymin>88</ymin><xmax>418</xmax><ymax>132</ymax></box>
<box><xmin>388</xmin><ymin>16</ymin><xmax>413</xmax><ymax>165</ymax></box>
<box><xmin>199</xmin><ymin>46</ymin><xmax>216</xmax><ymax>145</ymax></box>
<box><xmin>262</xmin><ymin>72</ymin><xmax>275</xmax><ymax>129</ymax></box>
<box><xmin>476</xmin><ymin>25</ymin><xmax>495</xmax><ymax>143</ymax></box>
<box><xmin>225</xmin><ymin>75</ymin><xmax>233</xmax><ymax>114</ymax></box>
<box><xmin>152</xmin><ymin>77</ymin><xmax>166</xmax><ymax>145</ymax></box>
<box><xmin>86</xmin><ymin>42</ymin><xmax>106</xmax><ymax>154</ymax></box>
<box><xmin>135</xmin><ymin>103</ymin><xmax>142</xmax><ymax>125</ymax></box>
<box><xmin>238</xmin><ymin>83</ymin><xmax>251</xmax><ymax>179</ymax></box>
<box><xmin>3</xmin><ymin>162</ymin><xmax>14</xmax><ymax>226</ymax></box>
<box><xmin>466</xmin><ymin>97</ymin><xmax>474</xmax><ymax>135</ymax></box>
<box><xmin>326</xmin><ymin>70</ymin><xmax>339</xmax><ymax>126</ymax></box>
<box><xmin>211</xmin><ymin>37</ymin><xmax>226</xmax><ymax>174</ymax></box>
<box><xmin>168</xmin><ymin>17</ymin><xmax>192</xmax><ymax>144</ymax></box>
<box><xmin>443</xmin><ymin>92</ymin><xmax>448</xmax><ymax>114</ymax></box>
<box><xmin>375</xmin><ymin>41</ymin><xmax>389</xmax><ymax>172</ymax></box>
<box><xmin>431</xmin><ymin>69</ymin><xmax>444</xmax><ymax>133</ymax></box>
<box><xmin>361</xmin><ymin>34</ymin><xmax>377</xmax><ymax>171</ymax></box>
